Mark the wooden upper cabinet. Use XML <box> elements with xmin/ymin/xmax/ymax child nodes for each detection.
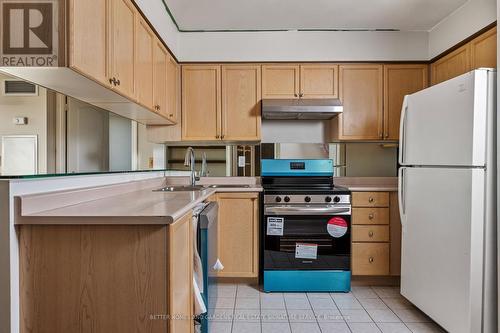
<box><xmin>110</xmin><ymin>0</ymin><xmax>135</xmax><ymax>97</ymax></box>
<box><xmin>68</xmin><ymin>0</ymin><xmax>108</xmax><ymax>86</ymax></box>
<box><xmin>153</xmin><ymin>40</ymin><xmax>168</xmax><ymax>117</ymax></box>
<box><xmin>262</xmin><ymin>65</ymin><xmax>300</xmax><ymax>98</ymax></box>
<box><xmin>221</xmin><ymin>65</ymin><xmax>261</xmax><ymax>141</ymax></box>
<box><xmin>182</xmin><ymin>65</ymin><xmax>221</xmax><ymax>141</ymax></box>
<box><xmin>166</xmin><ymin>55</ymin><xmax>181</xmax><ymax>123</ymax></box>
<box><xmin>431</xmin><ymin>44</ymin><xmax>471</xmax><ymax>85</ymax></box>
<box><xmin>333</xmin><ymin>65</ymin><xmax>384</xmax><ymax>140</ymax></box>
<box><xmin>470</xmin><ymin>27</ymin><xmax>497</xmax><ymax>69</ymax></box>
<box><xmin>383</xmin><ymin>65</ymin><xmax>428</xmax><ymax>140</ymax></box>
<box><xmin>300</xmin><ymin>64</ymin><xmax>339</xmax><ymax>98</ymax></box>
<box><xmin>134</xmin><ymin>17</ymin><xmax>154</xmax><ymax>110</ymax></box>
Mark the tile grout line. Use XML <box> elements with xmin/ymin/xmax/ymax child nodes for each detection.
<box><xmin>375</xmin><ymin>287</ymin><xmax>415</xmax><ymax>333</ymax></box>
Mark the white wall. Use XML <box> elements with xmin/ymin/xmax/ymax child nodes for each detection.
<box><xmin>136</xmin><ymin>0</ymin><xmax>495</xmax><ymax>61</ymax></box>
<box><xmin>179</xmin><ymin>30</ymin><xmax>429</xmax><ymax>62</ymax></box>
<box><xmin>0</xmin><ymin>74</ymin><xmax>47</xmax><ymax>173</ymax></box>
<box><xmin>429</xmin><ymin>0</ymin><xmax>496</xmax><ymax>58</ymax></box>
<box><xmin>108</xmin><ymin>114</ymin><xmax>132</xmax><ymax>171</ymax></box>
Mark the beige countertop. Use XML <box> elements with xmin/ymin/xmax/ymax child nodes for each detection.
<box><xmin>16</xmin><ymin>178</ymin><xmax>262</xmax><ymax>225</ymax></box>
<box><xmin>333</xmin><ymin>177</ymin><xmax>398</xmax><ymax>192</ymax></box>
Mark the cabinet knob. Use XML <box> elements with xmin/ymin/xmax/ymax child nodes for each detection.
<box><xmin>157</xmin><ymin>105</ymin><xmax>160</xmax><ymax>110</ymax></box>
<box><xmin>169</xmin><ymin>113</ymin><xmax>174</xmax><ymax>117</ymax></box>
<box><xmin>299</xmin><ymin>93</ymin><xmax>304</xmax><ymax>97</ymax></box>
<box><xmin>294</xmin><ymin>93</ymin><xmax>298</xmax><ymax>97</ymax></box>
<box><xmin>368</xmin><ymin>197</ymin><xmax>374</xmax><ymax>203</ymax></box>
<box><xmin>109</xmin><ymin>78</ymin><xmax>114</xmax><ymax>85</ymax></box>
<box><xmin>215</xmin><ymin>135</ymin><xmax>220</xmax><ymax>139</ymax></box>
<box><xmin>384</xmin><ymin>133</ymin><xmax>389</xmax><ymax>138</ymax></box>
<box><xmin>368</xmin><ymin>257</ymin><xmax>374</xmax><ymax>263</ymax></box>
<box><xmin>116</xmin><ymin>79</ymin><xmax>120</xmax><ymax>86</ymax></box>
<box><xmin>221</xmin><ymin>134</ymin><xmax>225</xmax><ymax>139</ymax></box>
<box><xmin>368</xmin><ymin>231</ymin><xmax>374</xmax><ymax>237</ymax></box>
<box><xmin>368</xmin><ymin>213</ymin><xmax>374</xmax><ymax>220</ymax></box>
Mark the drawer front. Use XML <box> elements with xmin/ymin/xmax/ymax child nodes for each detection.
<box><xmin>352</xmin><ymin>208</ymin><xmax>389</xmax><ymax>225</ymax></box>
<box><xmin>352</xmin><ymin>192</ymin><xmax>389</xmax><ymax>207</ymax></box>
<box><xmin>352</xmin><ymin>243</ymin><xmax>389</xmax><ymax>275</ymax></box>
<box><xmin>352</xmin><ymin>225</ymin><xmax>389</xmax><ymax>242</ymax></box>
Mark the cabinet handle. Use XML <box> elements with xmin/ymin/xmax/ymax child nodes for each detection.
<box><xmin>368</xmin><ymin>231</ymin><xmax>374</xmax><ymax>237</ymax></box>
<box><xmin>368</xmin><ymin>257</ymin><xmax>374</xmax><ymax>263</ymax></box>
<box><xmin>368</xmin><ymin>213</ymin><xmax>374</xmax><ymax>220</ymax></box>
<box><xmin>368</xmin><ymin>197</ymin><xmax>374</xmax><ymax>203</ymax></box>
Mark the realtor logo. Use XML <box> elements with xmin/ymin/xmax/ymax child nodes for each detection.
<box><xmin>3</xmin><ymin>2</ymin><xmax>52</xmax><ymax>54</ymax></box>
<box><xmin>0</xmin><ymin>1</ymin><xmax>58</xmax><ymax>66</ymax></box>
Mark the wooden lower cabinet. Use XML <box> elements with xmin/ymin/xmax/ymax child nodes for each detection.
<box><xmin>168</xmin><ymin>212</ymin><xmax>194</xmax><ymax>333</ymax></box>
<box><xmin>19</xmin><ymin>224</ymin><xmax>169</xmax><ymax>333</ymax></box>
<box><xmin>216</xmin><ymin>192</ymin><xmax>259</xmax><ymax>277</ymax></box>
<box><xmin>351</xmin><ymin>191</ymin><xmax>400</xmax><ymax>276</ymax></box>
<box><xmin>352</xmin><ymin>243</ymin><xmax>390</xmax><ymax>275</ymax></box>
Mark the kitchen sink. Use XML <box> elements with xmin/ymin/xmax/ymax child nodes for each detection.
<box><xmin>153</xmin><ymin>185</ymin><xmax>206</xmax><ymax>192</ymax></box>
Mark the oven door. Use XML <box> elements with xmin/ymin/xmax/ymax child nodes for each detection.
<box><xmin>263</xmin><ymin>205</ymin><xmax>351</xmax><ymax>271</ymax></box>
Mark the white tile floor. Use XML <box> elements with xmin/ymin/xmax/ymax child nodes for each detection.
<box><xmin>207</xmin><ymin>283</ymin><xmax>446</xmax><ymax>333</ymax></box>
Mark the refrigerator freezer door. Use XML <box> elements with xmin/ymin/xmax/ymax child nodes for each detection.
<box><xmin>399</xmin><ymin>167</ymin><xmax>485</xmax><ymax>333</ymax></box>
<box><xmin>399</xmin><ymin>70</ymin><xmax>491</xmax><ymax>167</ymax></box>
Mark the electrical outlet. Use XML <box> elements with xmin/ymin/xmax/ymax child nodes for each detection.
<box><xmin>13</xmin><ymin>117</ymin><xmax>28</xmax><ymax>125</ymax></box>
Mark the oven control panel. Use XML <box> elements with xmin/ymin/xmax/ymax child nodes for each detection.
<box><xmin>264</xmin><ymin>194</ymin><xmax>351</xmax><ymax>205</ymax></box>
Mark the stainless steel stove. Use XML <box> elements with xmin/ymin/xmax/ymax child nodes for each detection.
<box><xmin>261</xmin><ymin>159</ymin><xmax>351</xmax><ymax>293</ymax></box>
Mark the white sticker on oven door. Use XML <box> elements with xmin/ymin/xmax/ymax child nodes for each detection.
<box><xmin>267</xmin><ymin>217</ymin><xmax>284</xmax><ymax>236</ymax></box>
<box><xmin>327</xmin><ymin>217</ymin><xmax>348</xmax><ymax>238</ymax></box>
<box><xmin>295</xmin><ymin>243</ymin><xmax>318</xmax><ymax>260</ymax></box>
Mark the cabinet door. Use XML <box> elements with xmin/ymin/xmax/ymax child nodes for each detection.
<box><xmin>182</xmin><ymin>65</ymin><xmax>221</xmax><ymax>141</ymax></box>
<box><xmin>470</xmin><ymin>27</ymin><xmax>497</xmax><ymax>69</ymax></box>
<box><xmin>168</xmin><ymin>213</ymin><xmax>193</xmax><ymax>333</ymax></box>
<box><xmin>110</xmin><ymin>0</ymin><xmax>135</xmax><ymax>97</ymax></box>
<box><xmin>153</xmin><ymin>40</ymin><xmax>168</xmax><ymax>117</ymax></box>
<box><xmin>134</xmin><ymin>17</ymin><xmax>154</xmax><ymax>110</ymax></box>
<box><xmin>334</xmin><ymin>65</ymin><xmax>384</xmax><ymax>140</ymax></box>
<box><xmin>217</xmin><ymin>193</ymin><xmax>259</xmax><ymax>277</ymax></box>
<box><xmin>68</xmin><ymin>0</ymin><xmax>108</xmax><ymax>85</ymax></box>
<box><xmin>300</xmin><ymin>64</ymin><xmax>339</xmax><ymax>98</ymax></box>
<box><xmin>262</xmin><ymin>65</ymin><xmax>300</xmax><ymax>98</ymax></box>
<box><xmin>383</xmin><ymin>64</ymin><xmax>428</xmax><ymax>140</ymax></box>
<box><xmin>221</xmin><ymin>65</ymin><xmax>261</xmax><ymax>141</ymax></box>
<box><xmin>166</xmin><ymin>55</ymin><xmax>180</xmax><ymax>123</ymax></box>
<box><xmin>431</xmin><ymin>44</ymin><xmax>470</xmax><ymax>85</ymax></box>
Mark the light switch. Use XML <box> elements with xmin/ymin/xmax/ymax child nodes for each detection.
<box><xmin>13</xmin><ymin>117</ymin><xmax>28</xmax><ymax>125</ymax></box>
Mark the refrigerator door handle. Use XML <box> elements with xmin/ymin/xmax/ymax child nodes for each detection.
<box><xmin>398</xmin><ymin>167</ymin><xmax>406</xmax><ymax>224</ymax></box>
<box><xmin>399</xmin><ymin>95</ymin><xmax>409</xmax><ymax>165</ymax></box>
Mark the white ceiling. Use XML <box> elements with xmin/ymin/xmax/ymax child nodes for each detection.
<box><xmin>164</xmin><ymin>0</ymin><xmax>469</xmax><ymax>31</ymax></box>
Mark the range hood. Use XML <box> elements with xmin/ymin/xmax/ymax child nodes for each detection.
<box><xmin>262</xmin><ymin>98</ymin><xmax>343</xmax><ymax>120</ymax></box>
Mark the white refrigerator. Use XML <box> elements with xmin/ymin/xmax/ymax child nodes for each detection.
<box><xmin>398</xmin><ymin>69</ymin><xmax>497</xmax><ymax>333</ymax></box>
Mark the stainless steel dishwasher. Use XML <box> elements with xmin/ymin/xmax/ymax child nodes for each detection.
<box><xmin>197</xmin><ymin>201</ymin><xmax>221</xmax><ymax>333</ymax></box>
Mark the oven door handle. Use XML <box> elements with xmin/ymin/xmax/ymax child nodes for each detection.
<box><xmin>264</xmin><ymin>205</ymin><xmax>351</xmax><ymax>216</ymax></box>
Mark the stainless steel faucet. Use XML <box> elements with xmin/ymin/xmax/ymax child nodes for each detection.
<box><xmin>184</xmin><ymin>147</ymin><xmax>198</xmax><ymax>186</ymax></box>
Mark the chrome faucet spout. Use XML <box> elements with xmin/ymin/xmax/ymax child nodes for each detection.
<box><xmin>184</xmin><ymin>147</ymin><xmax>197</xmax><ymax>186</ymax></box>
